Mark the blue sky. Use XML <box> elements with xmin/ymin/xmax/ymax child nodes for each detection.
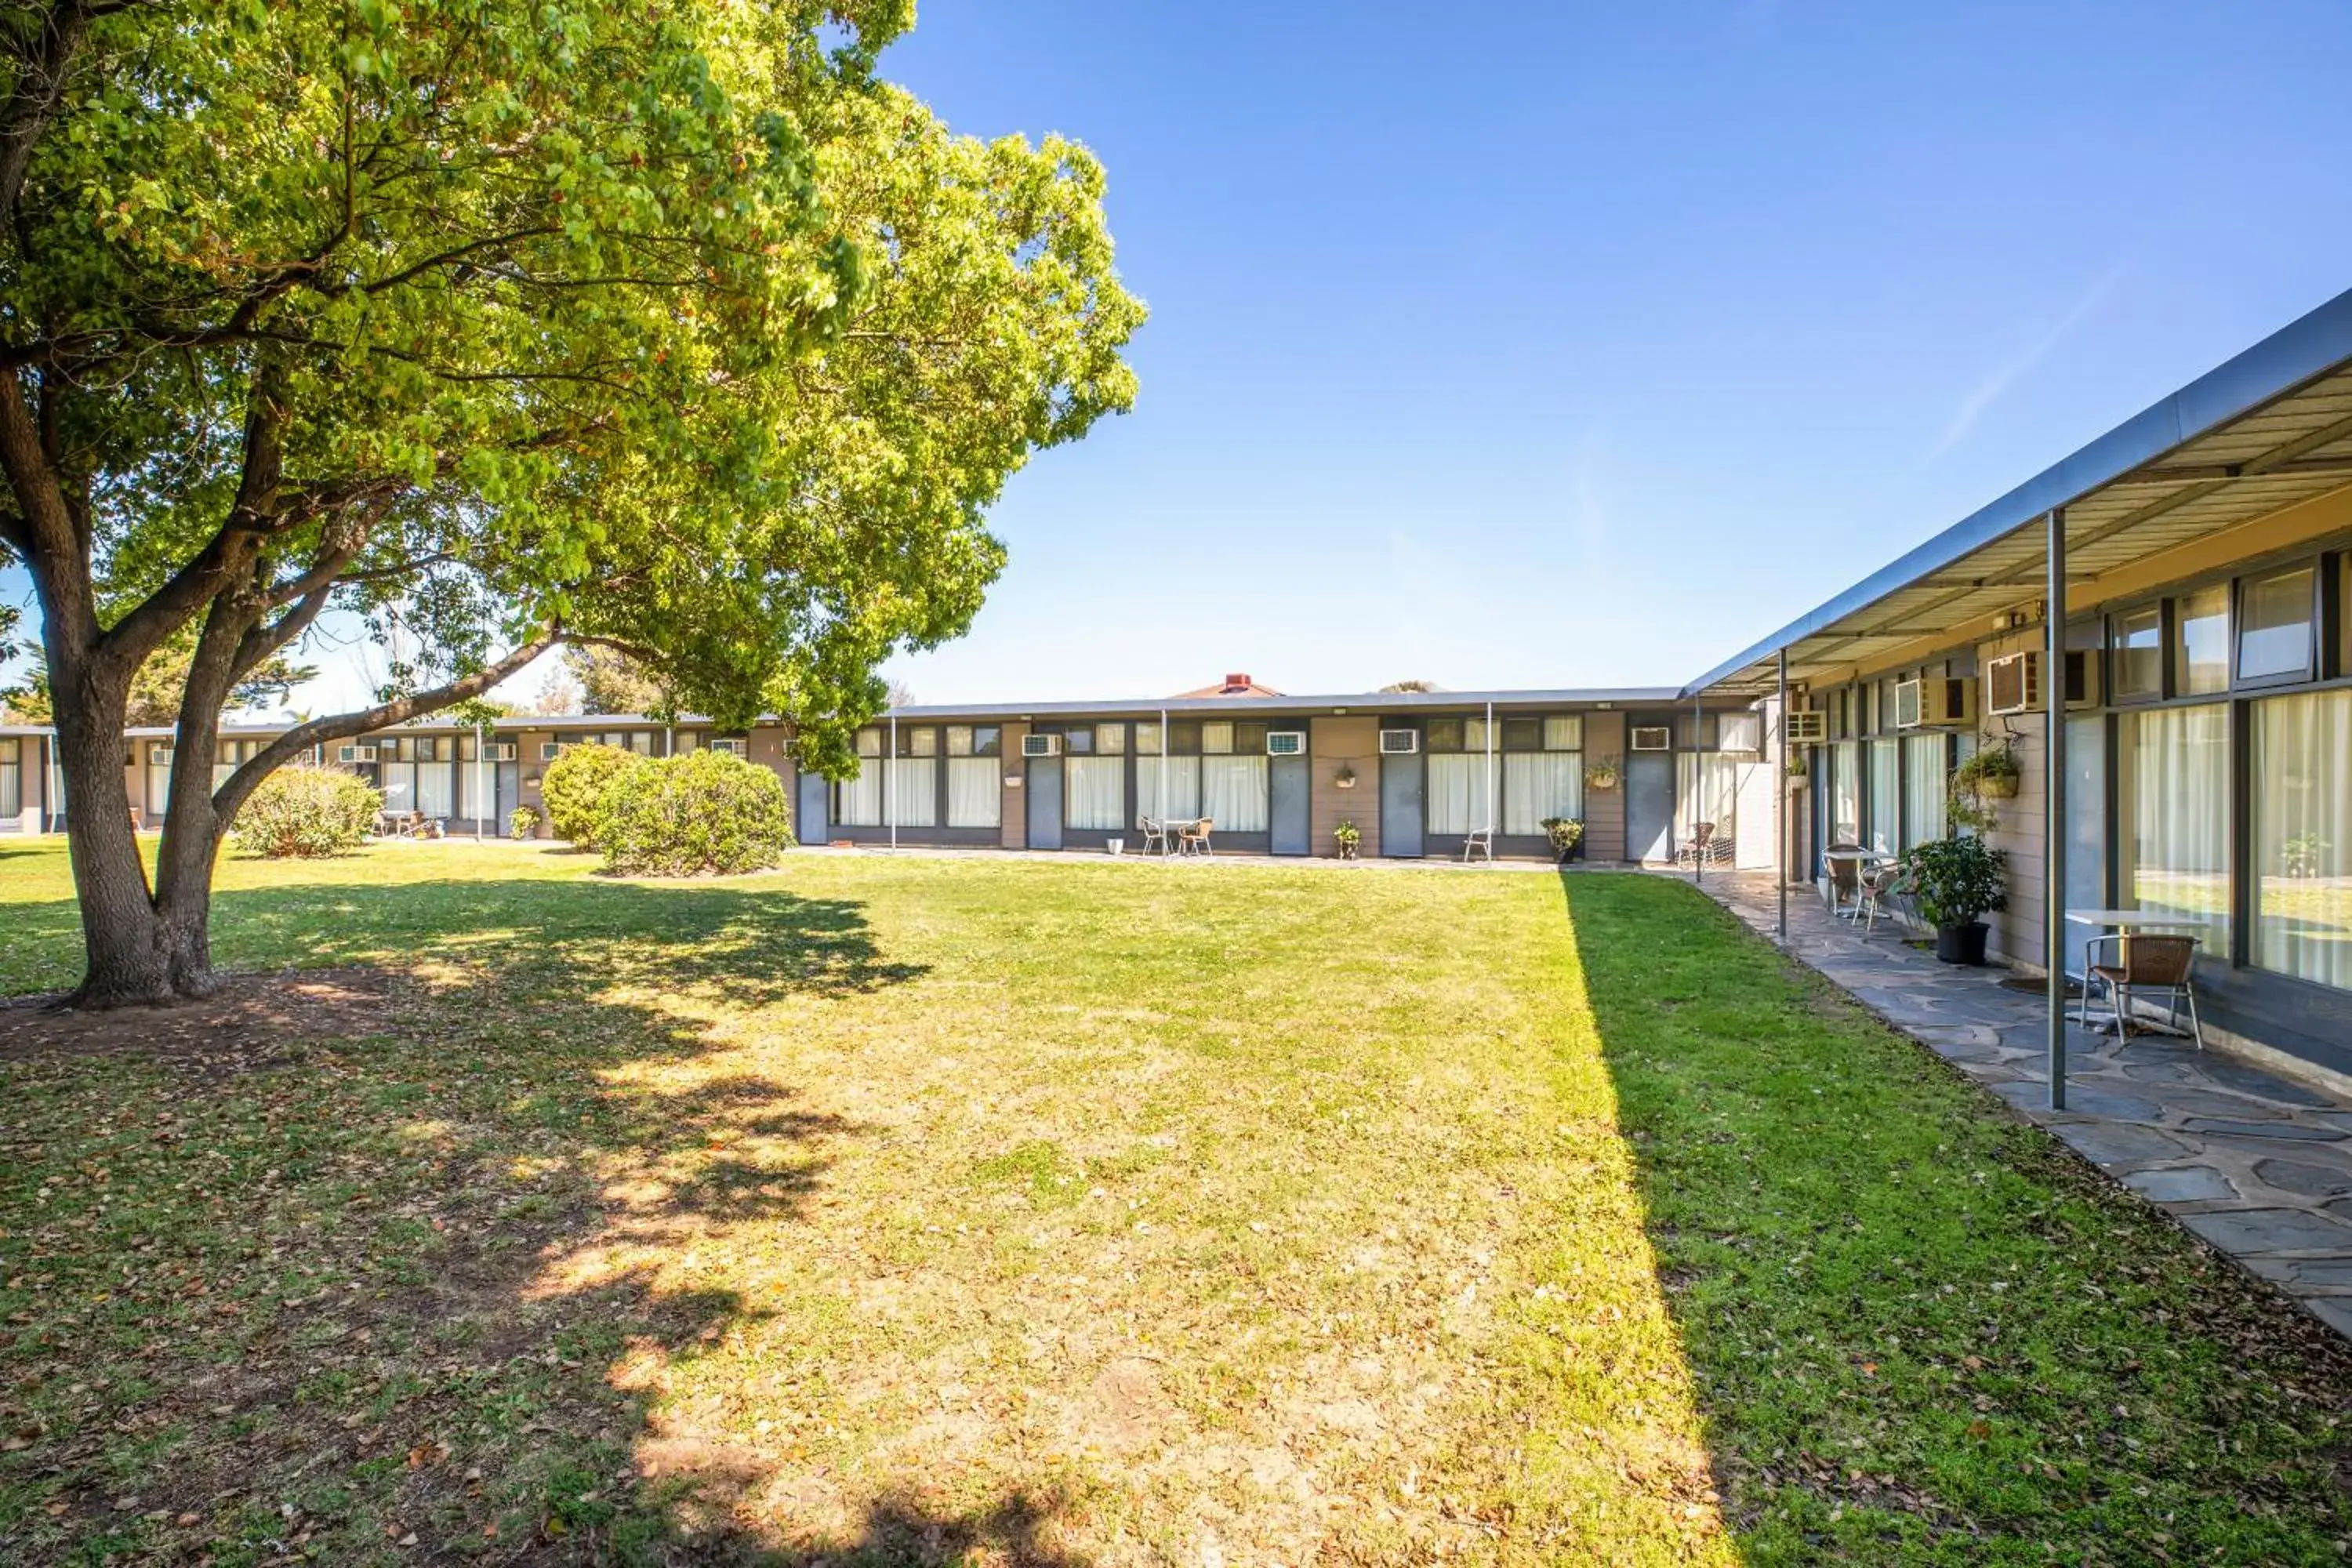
<box><xmin>10</xmin><ymin>1</ymin><xmax>2352</xmax><ymax>712</ymax></box>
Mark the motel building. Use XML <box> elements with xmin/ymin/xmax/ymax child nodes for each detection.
<box><xmin>3</xmin><ymin>289</ymin><xmax>2350</xmax><ymax>1092</ymax></box>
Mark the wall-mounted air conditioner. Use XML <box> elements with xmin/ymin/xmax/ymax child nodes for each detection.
<box><xmin>151</xmin><ymin>745</ymin><xmax>176</xmax><ymax>765</ymax></box>
<box><xmin>1630</xmin><ymin>726</ymin><xmax>1671</xmax><ymax>751</ymax></box>
<box><xmin>1377</xmin><ymin>728</ymin><xmax>1418</xmax><ymax>754</ymax></box>
<box><xmin>1021</xmin><ymin>733</ymin><xmax>1061</xmax><ymax>757</ymax></box>
<box><xmin>481</xmin><ymin>742</ymin><xmax>517</xmax><ymax>762</ymax></box>
<box><xmin>336</xmin><ymin>744</ymin><xmax>377</xmax><ymax>764</ymax></box>
<box><xmin>709</xmin><ymin>738</ymin><xmax>748</xmax><ymax>757</ymax></box>
<box><xmin>1984</xmin><ymin>653</ymin><xmax>2038</xmax><ymax>717</ymax></box>
<box><xmin>1784</xmin><ymin>710</ymin><xmax>1826</xmax><ymax>745</ymax></box>
<box><xmin>1265</xmin><ymin>730</ymin><xmax>1305</xmax><ymax>757</ymax></box>
<box><xmin>539</xmin><ymin>742</ymin><xmax>564</xmax><ymax>761</ymax></box>
<box><xmin>1895</xmin><ymin>675</ymin><xmax>1974</xmax><ymax>729</ymax></box>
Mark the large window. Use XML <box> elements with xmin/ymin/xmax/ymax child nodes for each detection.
<box><xmin>835</xmin><ymin>728</ymin><xmax>884</xmax><ymax>826</ymax></box>
<box><xmin>1828</xmin><ymin>739</ymin><xmax>1860</xmax><ymax>848</ymax></box>
<box><xmin>1425</xmin><ymin>717</ymin><xmax>1490</xmax><ymax>835</ymax></box>
<box><xmin>1901</xmin><ymin>734</ymin><xmax>1947</xmax><ymax>848</ymax></box>
<box><xmin>2121</xmin><ymin>703</ymin><xmax>2230</xmax><ymax>949</ymax></box>
<box><xmin>2173</xmin><ymin>584</ymin><xmax>2230</xmax><ymax>695</ymax></box>
<box><xmin>1675</xmin><ymin>753</ymin><xmax>1738</xmax><ymax>849</ymax></box>
<box><xmin>1864</xmin><ymin>739</ymin><xmax>1900</xmax><ymax>856</ymax></box>
<box><xmin>0</xmin><ymin>739</ymin><xmax>18</xmax><ymax>820</ymax></box>
<box><xmin>1197</xmin><ymin>720</ymin><xmax>1266</xmax><ymax>832</ymax></box>
<box><xmin>1065</xmin><ymin>724</ymin><xmax>1125</xmax><ymax>830</ymax></box>
<box><xmin>889</xmin><ymin>726</ymin><xmax>938</xmax><ymax>828</ymax></box>
<box><xmin>1501</xmin><ymin>716</ymin><xmax>1583</xmax><ymax>835</ymax></box>
<box><xmin>2239</xmin><ymin>565</ymin><xmax>2316</xmax><ymax>685</ymax></box>
<box><xmin>2252</xmin><ymin>689</ymin><xmax>2351</xmax><ymax>993</ymax></box>
<box><xmin>414</xmin><ymin>738</ymin><xmax>454</xmax><ymax>818</ymax></box>
<box><xmin>1136</xmin><ymin>723</ymin><xmax>1202</xmax><ymax>822</ymax></box>
<box><xmin>2112</xmin><ymin>605</ymin><xmax>2162</xmax><ymax>699</ymax></box>
<box><xmin>945</xmin><ymin>725</ymin><xmax>1000</xmax><ymax>829</ymax></box>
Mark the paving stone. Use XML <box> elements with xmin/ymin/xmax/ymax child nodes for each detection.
<box><xmin>2047</xmin><ymin>1121</ymin><xmax>2192</xmax><ymax>1166</ymax></box>
<box><xmin>2252</xmin><ymin>1159</ymin><xmax>2352</xmax><ymax>1200</ymax></box>
<box><xmin>2180</xmin><ymin>1207</ymin><xmax>2352</xmax><ymax>1254</ymax></box>
<box><xmin>2275</xmin><ymin>1260</ymin><xmax>2352</xmax><ymax>1289</ymax></box>
<box><xmin>2181</xmin><ymin>1118</ymin><xmax>2347</xmax><ymax>1142</ymax></box>
<box><xmin>2122</xmin><ymin>1166</ymin><xmax>2240</xmax><ymax>1203</ymax></box>
<box><xmin>2303</xmin><ymin>1298</ymin><xmax>2352</xmax><ymax>1338</ymax></box>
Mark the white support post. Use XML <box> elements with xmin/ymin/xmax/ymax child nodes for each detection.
<box><xmin>889</xmin><ymin>711</ymin><xmax>898</xmax><ymax>854</ymax></box>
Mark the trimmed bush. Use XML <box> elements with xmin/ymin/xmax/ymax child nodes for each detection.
<box><xmin>601</xmin><ymin>749</ymin><xmax>793</xmax><ymax>877</ymax></box>
<box><xmin>510</xmin><ymin>805</ymin><xmax>541</xmax><ymax>840</ymax></box>
<box><xmin>230</xmin><ymin>763</ymin><xmax>383</xmax><ymax>858</ymax></box>
<box><xmin>538</xmin><ymin>742</ymin><xmax>646</xmax><ymax>850</ymax></box>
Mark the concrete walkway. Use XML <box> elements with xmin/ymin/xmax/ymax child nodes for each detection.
<box><xmin>1686</xmin><ymin>869</ymin><xmax>2352</xmax><ymax>1340</ymax></box>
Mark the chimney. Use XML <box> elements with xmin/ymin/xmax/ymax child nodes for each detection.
<box><xmin>1222</xmin><ymin>672</ymin><xmax>1251</xmax><ymax>693</ymax></box>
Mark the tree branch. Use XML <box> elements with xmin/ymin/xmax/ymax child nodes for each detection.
<box><xmin>212</xmin><ymin>630</ymin><xmax>560</xmax><ymax>827</ymax></box>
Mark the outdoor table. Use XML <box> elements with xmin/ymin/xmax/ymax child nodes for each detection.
<box><xmin>1160</xmin><ymin>818</ymin><xmax>1203</xmax><ymax>855</ymax></box>
<box><xmin>2065</xmin><ymin>907</ymin><xmax>2211</xmax><ymax>1036</ymax></box>
<box><xmin>1821</xmin><ymin>848</ymin><xmax>1895</xmax><ymax>914</ymax></box>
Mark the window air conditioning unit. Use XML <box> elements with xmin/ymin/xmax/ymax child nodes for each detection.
<box><xmin>1377</xmin><ymin>728</ymin><xmax>1418</xmax><ymax>754</ymax></box>
<box><xmin>1265</xmin><ymin>730</ymin><xmax>1305</xmax><ymax>757</ymax></box>
<box><xmin>151</xmin><ymin>745</ymin><xmax>176</xmax><ymax>765</ymax></box>
<box><xmin>336</xmin><ymin>744</ymin><xmax>377</xmax><ymax>764</ymax></box>
<box><xmin>1784</xmin><ymin>710</ymin><xmax>1826</xmax><ymax>745</ymax></box>
<box><xmin>481</xmin><ymin>742</ymin><xmax>517</xmax><ymax>762</ymax></box>
<box><xmin>710</xmin><ymin>738</ymin><xmax>748</xmax><ymax>757</ymax></box>
<box><xmin>1021</xmin><ymin>733</ymin><xmax>1061</xmax><ymax>757</ymax></box>
<box><xmin>1895</xmin><ymin>675</ymin><xmax>1974</xmax><ymax>729</ymax></box>
<box><xmin>1984</xmin><ymin>652</ymin><xmax>2038</xmax><ymax>717</ymax></box>
<box><xmin>1630</xmin><ymin>726</ymin><xmax>1671</xmax><ymax>751</ymax></box>
<box><xmin>539</xmin><ymin>742</ymin><xmax>565</xmax><ymax>761</ymax></box>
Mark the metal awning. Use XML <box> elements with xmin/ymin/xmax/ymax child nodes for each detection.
<box><xmin>1684</xmin><ymin>286</ymin><xmax>2352</xmax><ymax>699</ymax></box>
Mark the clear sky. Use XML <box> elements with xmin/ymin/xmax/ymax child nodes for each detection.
<box><xmin>10</xmin><ymin>1</ymin><xmax>2352</xmax><ymax>713</ymax></box>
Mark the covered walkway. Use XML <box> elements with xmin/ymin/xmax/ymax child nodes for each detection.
<box><xmin>1690</xmin><ymin>869</ymin><xmax>2352</xmax><ymax>1339</ymax></box>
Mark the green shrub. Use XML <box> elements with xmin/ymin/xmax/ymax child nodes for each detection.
<box><xmin>538</xmin><ymin>742</ymin><xmax>646</xmax><ymax>850</ymax></box>
<box><xmin>510</xmin><ymin>805</ymin><xmax>541</xmax><ymax>840</ymax></box>
<box><xmin>1899</xmin><ymin>833</ymin><xmax>2007</xmax><ymax>928</ymax></box>
<box><xmin>601</xmin><ymin>749</ymin><xmax>793</xmax><ymax>876</ymax></box>
<box><xmin>230</xmin><ymin>763</ymin><xmax>383</xmax><ymax>858</ymax></box>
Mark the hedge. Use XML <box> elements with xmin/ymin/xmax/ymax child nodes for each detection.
<box><xmin>230</xmin><ymin>764</ymin><xmax>383</xmax><ymax>858</ymax></box>
<box><xmin>538</xmin><ymin>742</ymin><xmax>647</xmax><ymax>850</ymax></box>
<box><xmin>601</xmin><ymin>749</ymin><xmax>793</xmax><ymax>876</ymax></box>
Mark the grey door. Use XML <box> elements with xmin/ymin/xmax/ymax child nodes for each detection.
<box><xmin>1628</xmin><ymin>754</ymin><xmax>1674</xmax><ymax>863</ymax></box>
<box><xmin>1380</xmin><ymin>751</ymin><xmax>1423</xmax><ymax>858</ymax></box>
<box><xmin>1269</xmin><ymin>754</ymin><xmax>1309</xmax><ymax>855</ymax></box>
<box><xmin>797</xmin><ymin>771</ymin><xmax>829</xmax><ymax>845</ymax></box>
<box><xmin>496</xmin><ymin>761</ymin><xmax>519</xmax><ymax>834</ymax></box>
<box><xmin>1027</xmin><ymin>757</ymin><xmax>1062</xmax><ymax>850</ymax></box>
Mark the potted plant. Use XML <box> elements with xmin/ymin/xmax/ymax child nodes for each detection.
<box><xmin>1334</xmin><ymin>762</ymin><xmax>1358</xmax><ymax>791</ymax></box>
<box><xmin>1899</xmin><ymin>835</ymin><xmax>2006</xmax><ymax>965</ymax></box>
<box><xmin>1540</xmin><ymin>816</ymin><xmax>1584</xmax><ymax>864</ymax></box>
<box><xmin>1785</xmin><ymin>753</ymin><xmax>1810</xmax><ymax>790</ymax></box>
<box><xmin>1333</xmin><ymin>819</ymin><xmax>1362</xmax><ymax>859</ymax></box>
<box><xmin>1952</xmin><ymin>743</ymin><xmax>2021</xmax><ymax>800</ymax></box>
<box><xmin>1584</xmin><ymin>756</ymin><xmax>1620</xmax><ymax>792</ymax></box>
<box><xmin>510</xmin><ymin>804</ymin><xmax>542</xmax><ymax>840</ymax></box>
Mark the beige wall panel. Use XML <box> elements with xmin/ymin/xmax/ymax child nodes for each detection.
<box><xmin>1583</xmin><ymin>712</ymin><xmax>1627</xmax><ymax>861</ymax></box>
<box><xmin>1310</xmin><ymin>716</ymin><xmax>1379</xmax><ymax>858</ymax></box>
<box><xmin>1000</xmin><ymin>723</ymin><xmax>1029</xmax><ymax>850</ymax></box>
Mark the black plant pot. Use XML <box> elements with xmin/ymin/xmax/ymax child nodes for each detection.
<box><xmin>1935</xmin><ymin>920</ymin><xmax>1990</xmax><ymax>966</ymax></box>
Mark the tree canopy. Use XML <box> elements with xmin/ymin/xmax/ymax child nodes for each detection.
<box><xmin>0</xmin><ymin>0</ymin><xmax>1142</xmax><ymax>1003</ymax></box>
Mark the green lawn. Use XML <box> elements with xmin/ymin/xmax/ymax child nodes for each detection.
<box><xmin>1</xmin><ymin>838</ymin><xmax>2348</xmax><ymax>1565</ymax></box>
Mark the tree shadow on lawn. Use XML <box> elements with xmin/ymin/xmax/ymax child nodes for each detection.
<box><xmin>0</xmin><ymin>872</ymin><xmax>1100</xmax><ymax>1563</ymax></box>
<box><xmin>1556</xmin><ymin>873</ymin><xmax>2352</xmax><ymax>1564</ymax></box>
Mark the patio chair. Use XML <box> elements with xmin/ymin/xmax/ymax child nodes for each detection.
<box><xmin>1137</xmin><ymin>815</ymin><xmax>1167</xmax><ymax>857</ymax></box>
<box><xmin>2085</xmin><ymin>933</ymin><xmax>2205</xmax><ymax>1049</ymax></box>
<box><xmin>1857</xmin><ymin>860</ymin><xmax>1906</xmax><ymax>937</ymax></box>
<box><xmin>1675</xmin><ymin>822</ymin><xmax>1716</xmax><ymax>870</ymax></box>
<box><xmin>1178</xmin><ymin>816</ymin><xmax>1214</xmax><ymax>857</ymax></box>
<box><xmin>1461</xmin><ymin>826</ymin><xmax>1494</xmax><ymax>863</ymax></box>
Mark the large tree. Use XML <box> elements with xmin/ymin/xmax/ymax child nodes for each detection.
<box><xmin>0</xmin><ymin>0</ymin><xmax>1141</xmax><ymax>1004</ymax></box>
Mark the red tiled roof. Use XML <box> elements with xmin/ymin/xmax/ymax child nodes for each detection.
<box><xmin>1171</xmin><ymin>672</ymin><xmax>1283</xmax><ymax>699</ymax></box>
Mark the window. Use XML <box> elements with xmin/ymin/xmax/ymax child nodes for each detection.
<box><xmin>1425</xmin><ymin>717</ymin><xmax>1464</xmax><ymax>753</ymax></box>
<box><xmin>1676</xmin><ymin>753</ymin><xmax>1738</xmax><ymax>849</ymax></box>
<box><xmin>2120</xmin><ymin>703</ymin><xmax>2230</xmax><ymax>949</ymax></box>
<box><xmin>890</xmin><ymin>729</ymin><xmax>938</xmax><ymax>827</ymax></box>
<box><xmin>1865</xmin><ymin>739</ymin><xmax>1900</xmax><ymax>856</ymax></box>
<box><xmin>1901</xmin><ymin>734</ymin><xmax>1947</xmax><ymax>848</ymax></box>
<box><xmin>1828</xmin><ymin>740</ymin><xmax>1860</xmax><ymax>848</ymax></box>
<box><xmin>2112</xmin><ymin>605</ymin><xmax>2162</xmax><ymax>699</ymax></box>
<box><xmin>1428</xmin><ymin>752</ymin><xmax>1489</xmax><ymax>834</ymax></box>
<box><xmin>1200</xmin><ymin>752</ymin><xmax>1268</xmax><ymax>831</ymax></box>
<box><xmin>1544</xmin><ymin>716</ymin><xmax>1584</xmax><ymax>751</ymax></box>
<box><xmin>899</xmin><ymin>725</ymin><xmax>937</xmax><ymax>758</ymax></box>
<box><xmin>1200</xmin><ymin>722</ymin><xmax>1232</xmax><ymax>755</ymax></box>
<box><xmin>1717</xmin><ymin>712</ymin><xmax>1762</xmax><ymax>753</ymax></box>
<box><xmin>1062</xmin><ymin>724</ymin><xmax>1094</xmax><ymax>756</ymax></box>
<box><xmin>946</xmin><ymin>724</ymin><xmax>1001</xmax><ymax>759</ymax></box>
<box><xmin>1138</xmin><ymin>752</ymin><xmax>1200</xmax><ymax>822</ymax></box>
<box><xmin>1094</xmin><ymin>723</ymin><xmax>1126</xmax><ymax>755</ymax></box>
<box><xmin>2173</xmin><ymin>584</ymin><xmax>2230</xmax><ymax>695</ymax></box>
<box><xmin>0</xmin><ymin>739</ymin><xmax>18</xmax><ymax>821</ymax></box>
<box><xmin>836</xmin><ymin>728</ymin><xmax>884</xmax><ymax>826</ymax></box>
<box><xmin>1501</xmin><ymin>717</ymin><xmax>1542</xmax><ymax>753</ymax></box>
<box><xmin>1504</xmin><ymin>753</ymin><xmax>1581</xmax><ymax>834</ymax></box>
<box><xmin>2238</xmin><ymin>565</ymin><xmax>2316</xmax><ymax>684</ymax></box>
<box><xmin>1134</xmin><ymin>724</ymin><xmax>1161</xmax><ymax>756</ymax></box>
<box><xmin>946</xmin><ymin>730</ymin><xmax>1000</xmax><ymax>828</ymax></box>
<box><xmin>1065</xmin><ymin>753</ymin><xmax>1123</xmax><ymax>829</ymax></box>
<box><xmin>2252</xmin><ymin>689</ymin><xmax>2351</xmax><ymax>992</ymax></box>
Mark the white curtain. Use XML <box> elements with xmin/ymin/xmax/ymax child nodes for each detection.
<box><xmin>1902</xmin><ymin>735</ymin><xmax>1946</xmax><ymax>848</ymax></box>
<box><xmin>2253</xmin><ymin>689</ymin><xmax>2351</xmax><ymax>991</ymax></box>
<box><xmin>147</xmin><ymin>757</ymin><xmax>173</xmax><ymax>820</ymax></box>
<box><xmin>1676</xmin><ymin>753</ymin><xmax>1738</xmax><ymax>844</ymax></box>
<box><xmin>381</xmin><ymin>764</ymin><xmax>415</xmax><ymax>813</ymax></box>
<box><xmin>1138</xmin><ymin>757</ymin><xmax>1200</xmax><ymax>822</ymax></box>
<box><xmin>456</xmin><ymin>754</ymin><xmax>484</xmax><ymax>822</ymax></box>
<box><xmin>1865</xmin><ymin>739</ymin><xmax>1900</xmax><ymax>855</ymax></box>
<box><xmin>1200</xmin><ymin>755</ymin><xmax>1267</xmax><ymax>831</ymax></box>
<box><xmin>2127</xmin><ymin>703</ymin><xmax>2230</xmax><ymax>947</ymax></box>
<box><xmin>0</xmin><ymin>742</ymin><xmax>18</xmax><ymax>820</ymax></box>
<box><xmin>947</xmin><ymin>758</ymin><xmax>1000</xmax><ymax>827</ymax></box>
<box><xmin>1427</xmin><ymin>755</ymin><xmax>1481</xmax><ymax>833</ymax></box>
<box><xmin>1065</xmin><ymin>756</ymin><xmax>1124</xmax><ymax>829</ymax></box>
<box><xmin>890</xmin><ymin>758</ymin><xmax>938</xmax><ymax>827</ymax></box>
<box><xmin>837</xmin><ymin>760</ymin><xmax>882</xmax><ymax>826</ymax></box>
<box><xmin>1504</xmin><ymin>753</ymin><xmax>1582</xmax><ymax>834</ymax></box>
<box><xmin>417</xmin><ymin>761</ymin><xmax>454</xmax><ymax>818</ymax></box>
<box><xmin>1830</xmin><ymin>740</ymin><xmax>1860</xmax><ymax>846</ymax></box>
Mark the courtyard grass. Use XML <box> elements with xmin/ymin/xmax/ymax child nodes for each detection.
<box><xmin>0</xmin><ymin>838</ymin><xmax>2347</xmax><ymax>1564</ymax></box>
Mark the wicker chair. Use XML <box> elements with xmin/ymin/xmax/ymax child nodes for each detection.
<box><xmin>2085</xmin><ymin>933</ymin><xmax>2204</xmax><ymax>1048</ymax></box>
<box><xmin>1824</xmin><ymin>843</ymin><xmax>1864</xmax><ymax>919</ymax></box>
<box><xmin>1178</xmin><ymin>816</ymin><xmax>1214</xmax><ymax>857</ymax></box>
<box><xmin>1137</xmin><ymin>816</ymin><xmax>1167</xmax><ymax>857</ymax></box>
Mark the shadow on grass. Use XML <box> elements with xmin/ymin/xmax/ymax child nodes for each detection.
<box><xmin>1559</xmin><ymin>872</ymin><xmax>2352</xmax><ymax>1563</ymax></box>
<box><xmin>0</xmin><ymin>868</ymin><xmax>1105</xmax><ymax>1564</ymax></box>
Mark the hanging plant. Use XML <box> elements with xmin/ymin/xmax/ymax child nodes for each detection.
<box><xmin>1584</xmin><ymin>756</ymin><xmax>1621</xmax><ymax>791</ymax></box>
<box><xmin>1948</xmin><ymin>742</ymin><xmax>2021</xmax><ymax>833</ymax></box>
